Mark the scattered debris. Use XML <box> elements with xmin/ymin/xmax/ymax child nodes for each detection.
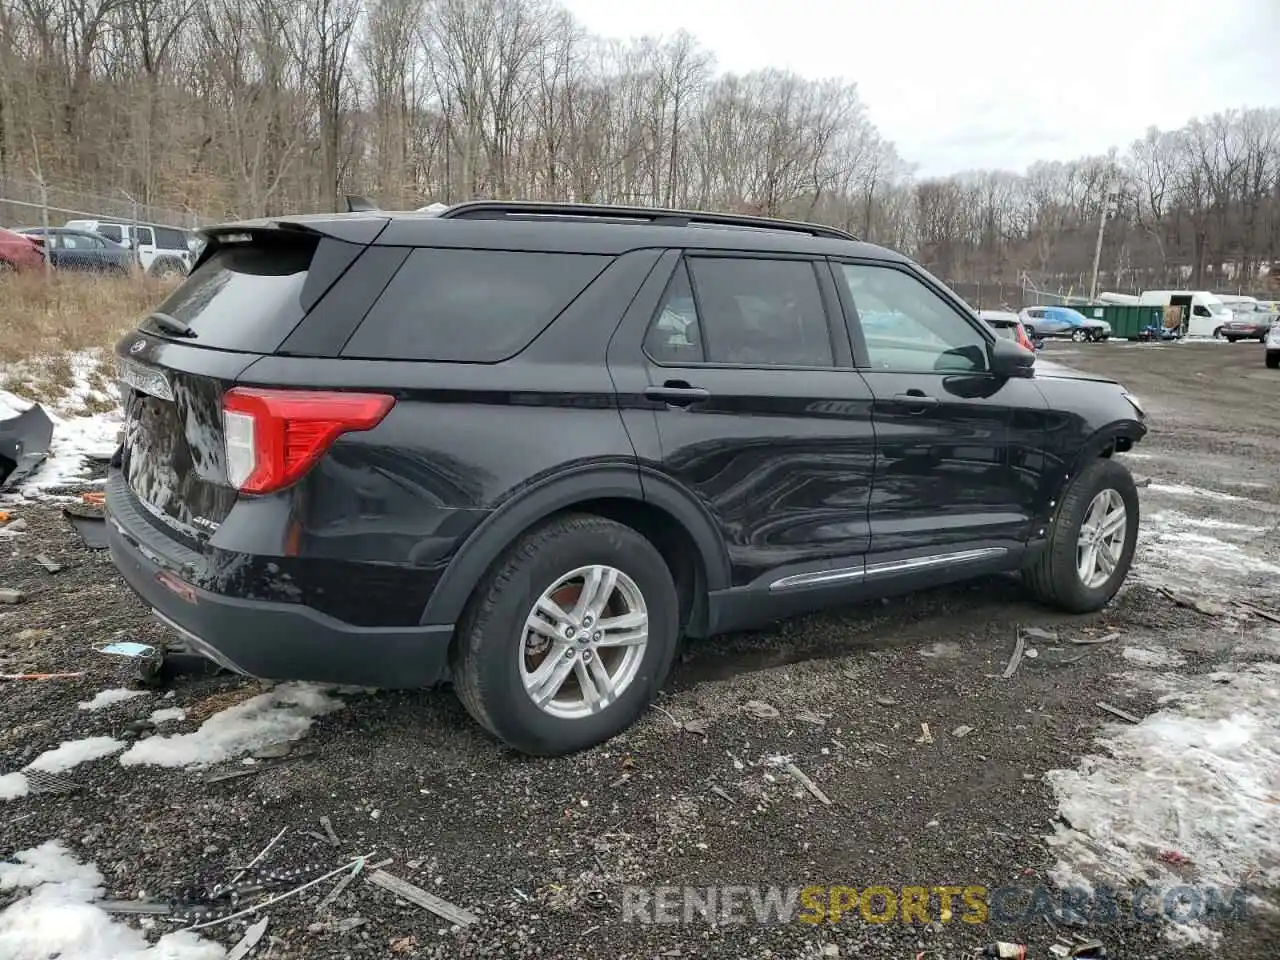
<box><xmin>1159</xmin><ymin>850</ymin><xmax>1192</xmax><ymax>867</ymax></box>
<box><xmin>915</xmin><ymin>722</ymin><xmax>934</xmax><ymax>744</ymax></box>
<box><xmin>0</xmin><ymin>587</ymin><xmax>23</xmax><ymax>604</ymax></box>
<box><xmin>951</xmin><ymin>725</ymin><xmax>974</xmax><ymax>739</ymax></box>
<box><xmin>1157</xmin><ymin>587</ymin><xmax>1225</xmax><ymax>617</ymax></box>
<box><xmin>771</xmin><ymin>757</ymin><xmax>832</xmax><ymax>806</ymax></box>
<box><xmin>64</xmin><ymin>511</ymin><xmax>109</xmax><ymax>549</ymax></box>
<box><xmin>367</xmin><ymin>858</ymin><xmax>394</xmax><ymax>871</ymax></box>
<box><xmin>0</xmin><ymin>400</ymin><xmax>55</xmax><ymax>489</ymax></box>
<box><xmin>794</xmin><ymin>710</ymin><xmax>826</xmax><ymax>727</ymax></box>
<box><xmin>366</xmin><ymin>869</ymin><xmax>479</xmax><ymax>927</ymax></box>
<box><xmin>189</xmin><ymin>855</ymin><xmax>370</xmax><ymax>931</ymax></box>
<box><xmin>33</xmin><ymin>553</ymin><xmax>62</xmax><ymax>573</ymax></box>
<box><xmin>1</xmin><ymin>671</ymin><xmax>84</xmax><ymax>681</ymax></box>
<box><xmin>253</xmin><ymin>741</ymin><xmax>293</xmax><ymax>760</ymax></box>
<box><xmin>320</xmin><ymin>815</ymin><xmax>342</xmax><ymax>847</ymax></box>
<box><xmin>681</xmin><ymin>718</ymin><xmax>710</xmax><ymax>736</ymax></box>
<box><xmin>228</xmin><ymin>826</ymin><xmax>290</xmax><ymax>888</ymax></box>
<box><xmin>20</xmin><ymin>769</ymin><xmax>81</xmax><ymax>795</ymax></box>
<box><xmin>1070</xmin><ymin>632</ymin><xmax>1120</xmax><ymax>645</ymax></box>
<box><xmin>316</xmin><ymin>858</ymin><xmax>364</xmax><ymax>913</ymax></box>
<box><xmin>1237</xmin><ymin>601</ymin><xmax>1280</xmax><ymax>625</ymax></box>
<box><xmin>390</xmin><ymin>935</ymin><xmax>418</xmax><ymax>954</ymax></box>
<box><xmin>1096</xmin><ymin>702</ymin><xmax>1142</xmax><ymax>725</ymax></box>
<box><xmin>98</xmin><ymin>641</ymin><xmax>158</xmax><ymax>658</ymax></box>
<box><xmin>742</xmin><ymin>699</ymin><xmax>780</xmax><ymax>720</ymax></box>
<box><xmin>82</xmin><ymin>490</ymin><xmax>106</xmax><ymax>506</ymax></box>
<box><xmin>1067</xmin><ymin>939</ymin><xmax>1107</xmax><ymax>958</ymax></box>
<box><xmin>1023</xmin><ymin>627</ymin><xmax>1058</xmax><ymax>641</ymax></box>
<box><xmin>96</xmin><ymin>899</ymin><xmax>174</xmax><ymax>915</ymax></box>
<box><xmin>584</xmin><ymin>890</ymin><xmax>608</xmax><ymax>909</ymax></box>
<box><xmin>874</xmin><ymin>695</ymin><xmax>898</xmax><ymax>707</ymax></box>
<box><xmin>709</xmin><ymin>785</ymin><xmax>735</xmax><ymax>804</ymax></box>
<box><xmin>981</xmin><ymin>943</ymin><xmax>1027</xmax><ymax>958</ymax></box>
<box><xmin>1002</xmin><ymin>630</ymin><xmax>1027</xmax><ymax>679</ymax></box>
<box><xmin>227</xmin><ymin>916</ymin><xmax>270</xmax><ymax>960</ymax></box>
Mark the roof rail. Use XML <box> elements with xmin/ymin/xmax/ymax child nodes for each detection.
<box><xmin>437</xmin><ymin>200</ymin><xmax>859</xmax><ymax>242</ymax></box>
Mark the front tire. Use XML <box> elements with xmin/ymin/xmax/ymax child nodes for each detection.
<box><xmin>1022</xmin><ymin>458</ymin><xmax>1139</xmax><ymax>613</ymax></box>
<box><xmin>1072</xmin><ymin>329</ymin><xmax>1087</xmax><ymax>342</ymax></box>
<box><xmin>451</xmin><ymin>513</ymin><xmax>679</xmax><ymax>756</ymax></box>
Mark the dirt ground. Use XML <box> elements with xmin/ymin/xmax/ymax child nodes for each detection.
<box><xmin>2</xmin><ymin>339</ymin><xmax>1279</xmax><ymax>959</ymax></box>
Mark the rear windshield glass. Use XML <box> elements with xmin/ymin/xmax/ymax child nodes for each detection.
<box><xmin>342</xmin><ymin>248</ymin><xmax>611</xmax><ymax>362</ymax></box>
<box><xmin>142</xmin><ymin>238</ymin><xmax>314</xmax><ymax>352</ymax></box>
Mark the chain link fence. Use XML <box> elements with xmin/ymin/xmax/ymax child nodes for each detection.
<box><xmin>0</xmin><ymin>176</ymin><xmax>207</xmax><ymax>232</ymax></box>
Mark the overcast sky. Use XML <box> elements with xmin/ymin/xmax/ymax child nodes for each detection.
<box><xmin>558</xmin><ymin>0</ymin><xmax>1280</xmax><ymax>177</ymax></box>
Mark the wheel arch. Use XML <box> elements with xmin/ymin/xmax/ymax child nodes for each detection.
<box><xmin>420</xmin><ymin>466</ymin><xmax>730</xmax><ymax>633</ymax></box>
<box><xmin>1058</xmin><ymin>420</ymin><xmax>1145</xmax><ymax>500</ymax></box>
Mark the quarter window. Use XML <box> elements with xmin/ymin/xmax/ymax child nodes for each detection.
<box><xmin>838</xmin><ymin>263</ymin><xmax>989</xmax><ymax>373</ymax></box>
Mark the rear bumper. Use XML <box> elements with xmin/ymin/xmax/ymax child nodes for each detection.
<box><xmin>106</xmin><ymin>475</ymin><xmax>454</xmax><ymax>688</ymax></box>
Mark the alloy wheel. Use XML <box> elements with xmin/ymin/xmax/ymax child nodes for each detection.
<box><xmin>518</xmin><ymin>564</ymin><xmax>649</xmax><ymax>720</ymax></box>
<box><xmin>1076</xmin><ymin>489</ymin><xmax>1128</xmax><ymax>589</ymax></box>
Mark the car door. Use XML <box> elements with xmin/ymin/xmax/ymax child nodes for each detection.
<box><xmin>135</xmin><ymin>226</ymin><xmax>156</xmax><ymax>271</ymax></box>
<box><xmin>607</xmin><ymin>251</ymin><xmax>877</xmax><ymax>598</ymax></box>
<box><xmin>831</xmin><ymin>259</ymin><xmax>1050</xmax><ymax>563</ymax></box>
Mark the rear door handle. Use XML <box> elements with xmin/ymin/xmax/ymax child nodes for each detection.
<box><xmin>645</xmin><ymin>382</ymin><xmax>710</xmax><ymax>407</ymax></box>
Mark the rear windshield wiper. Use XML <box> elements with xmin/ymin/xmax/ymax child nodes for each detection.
<box><xmin>146</xmin><ymin>311</ymin><xmax>197</xmax><ymax>338</ymax></box>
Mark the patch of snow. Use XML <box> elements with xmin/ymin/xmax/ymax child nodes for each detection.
<box><xmin>26</xmin><ymin>737</ymin><xmax>126</xmax><ymax>774</ymax></box>
<box><xmin>77</xmin><ymin>688</ymin><xmax>148</xmax><ymax>712</ymax></box>
<box><xmin>1122</xmin><ymin>646</ymin><xmax>1186</xmax><ymax>668</ymax></box>
<box><xmin>120</xmin><ymin>682</ymin><xmax>344</xmax><ymax>768</ymax></box>
<box><xmin>1147</xmin><ymin>511</ymin><xmax>1266</xmax><ymax>534</ymax></box>
<box><xmin>1046</xmin><ymin>662</ymin><xmax>1280</xmax><ymax>941</ymax></box>
<box><xmin>0</xmin><ymin>390</ymin><xmax>35</xmax><ymax>417</ymax></box>
<box><xmin>148</xmin><ymin>707</ymin><xmax>186</xmax><ymax>725</ymax></box>
<box><xmin>0</xmin><ymin>840</ymin><xmax>225</xmax><ymax>960</ymax></box>
<box><xmin>1147</xmin><ymin>483</ymin><xmax>1247</xmax><ymax>503</ymax></box>
<box><xmin>0</xmin><ymin>773</ymin><xmax>29</xmax><ymax>800</ymax></box>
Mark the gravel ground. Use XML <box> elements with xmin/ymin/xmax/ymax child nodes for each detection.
<box><xmin>2</xmin><ymin>339</ymin><xmax>1279</xmax><ymax>959</ymax></box>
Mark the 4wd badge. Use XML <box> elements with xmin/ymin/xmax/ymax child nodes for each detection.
<box><xmin>130</xmin><ymin>339</ymin><xmax>146</xmax><ymax>355</ymax></box>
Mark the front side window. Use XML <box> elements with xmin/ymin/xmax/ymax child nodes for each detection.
<box><xmin>838</xmin><ymin>263</ymin><xmax>989</xmax><ymax>373</ymax></box>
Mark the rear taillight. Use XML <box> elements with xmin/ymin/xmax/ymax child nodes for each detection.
<box><xmin>222</xmin><ymin>388</ymin><xmax>395</xmax><ymax>494</ymax></box>
<box><xmin>1015</xmin><ymin>324</ymin><xmax>1034</xmax><ymax>352</ymax></box>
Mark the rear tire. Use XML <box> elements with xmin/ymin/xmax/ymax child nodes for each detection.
<box><xmin>1022</xmin><ymin>458</ymin><xmax>1139</xmax><ymax>613</ymax></box>
<box><xmin>1072</xmin><ymin>329</ymin><xmax>1087</xmax><ymax>342</ymax></box>
<box><xmin>451</xmin><ymin>513</ymin><xmax>679</xmax><ymax>756</ymax></box>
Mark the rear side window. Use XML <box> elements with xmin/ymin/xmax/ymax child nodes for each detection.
<box><xmin>155</xmin><ymin>227</ymin><xmax>188</xmax><ymax>249</ymax></box>
<box><xmin>342</xmin><ymin>249</ymin><xmax>610</xmax><ymax>362</ymax></box>
<box><xmin>142</xmin><ymin>236</ymin><xmax>315</xmax><ymax>352</ymax></box>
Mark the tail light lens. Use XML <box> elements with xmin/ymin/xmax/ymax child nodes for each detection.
<box><xmin>1015</xmin><ymin>323</ymin><xmax>1035</xmax><ymax>352</ymax></box>
<box><xmin>222</xmin><ymin>388</ymin><xmax>395</xmax><ymax>494</ymax></box>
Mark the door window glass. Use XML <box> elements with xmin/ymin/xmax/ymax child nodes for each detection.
<box><xmin>688</xmin><ymin>257</ymin><xmax>834</xmax><ymax>367</ymax></box>
<box><xmin>644</xmin><ymin>263</ymin><xmax>704</xmax><ymax>363</ymax></box>
<box><xmin>838</xmin><ymin>263</ymin><xmax>989</xmax><ymax>373</ymax></box>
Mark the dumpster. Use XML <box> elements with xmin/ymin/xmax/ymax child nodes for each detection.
<box><xmin>1070</xmin><ymin>304</ymin><xmax>1169</xmax><ymax>340</ymax></box>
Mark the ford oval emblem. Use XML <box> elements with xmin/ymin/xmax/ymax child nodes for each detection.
<box><xmin>130</xmin><ymin>339</ymin><xmax>146</xmax><ymax>355</ymax></box>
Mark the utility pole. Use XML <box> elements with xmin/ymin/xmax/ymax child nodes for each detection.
<box><xmin>1089</xmin><ymin>186</ymin><xmax>1120</xmax><ymax>302</ymax></box>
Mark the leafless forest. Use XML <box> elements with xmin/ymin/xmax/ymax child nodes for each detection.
<box><xmin>1</xmin><ymin>0</ymin><xmax>1278</xmax><ymax>296</ymax></box>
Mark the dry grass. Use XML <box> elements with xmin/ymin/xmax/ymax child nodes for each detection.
<box><xmin>0</xmin><ymin>271</ymin><xmax>175</xmax><ymax>407</ymax></box>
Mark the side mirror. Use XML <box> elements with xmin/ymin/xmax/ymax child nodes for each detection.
<box><xmin>991</xmin><ymin>335</ymin><xmax>1035</xmax><ymax>378</ymax></box>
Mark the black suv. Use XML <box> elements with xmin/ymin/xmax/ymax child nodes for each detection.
<box><xmin>107</xmin><ymin>201</ymin><xmax>1147</xmax><ymax>755</ymax></box>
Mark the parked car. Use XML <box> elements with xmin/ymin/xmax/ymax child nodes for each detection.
<box><xmin>1019</xmin><ymin>306</ymin><xmax>1111</xmax><ymax>342</ymax></box>
<box><xmin>0</xmin><ymin>227</ymin><xmax>46</xmax><ymax>272</ymax></box>
<box><xmin>14</xmin><ymin>227</ymin><xmax>133</xmax><ymax>274</ymax></box>
<box><xmin>107</xmin><ymin>201</ymin><xmax>1148</xmax><ymax>756</ymax></box>
<box><xmin>978</xmin><ymin>309</ymin><xmax>1040</xmax><ymax>351</ymax></box>
<box><xmin>63</xmin><ymin>220</ymin><xmax>194</xmax><ymax>278</ymax></box>
<box><xmin>1215</xmin><ymin>299</ymin><xmax>1276</xmax><ymax>342</ymax></box>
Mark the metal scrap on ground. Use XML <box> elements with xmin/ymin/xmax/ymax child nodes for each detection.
<box><xmin>1096</xmin><ymin>702</ymin><xmax>1142</xmax><ymax>724</ymax></box>
<box><xmin>366</xmin><ymin>868</ymin><xmax>480</xmax><ymax>927</ymax></box>
<box><xmin>226</xmin><ymin>917</ymin><xmax>269</xmax><ymax>960</ymax></box>
<box><xmin>1002</xmin><ymin>630</ymin><xmax>1027</xmax><ymax>679</ymax></box>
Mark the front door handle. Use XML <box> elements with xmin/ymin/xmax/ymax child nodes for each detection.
<box><xmin>645</xmin><ymin>381</ymin><xmax>710</xmax><ymax>407</ymax></box>
<box><xmin>892</xmin><ymin>392</ymin><xmax>939</xmax><ymax>411</ymax></box>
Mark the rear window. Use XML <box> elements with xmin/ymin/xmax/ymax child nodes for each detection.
<box><xmin>341</xmin><ymin>249</ymin><xmax>611</xmax><ymax>362</ymax></box>
<box><xmin>142</xmin><ymin>236</ymin><xmax>314</xmax><ymax>352</ymax></box>
<box><xmin>991</xmin><ymin>323</ymin><xmax>1016</xmax><ymax>340</ymax></box>
<box><xmin>155</xmin><ymin>227</ymin><xmax>188</xmax><ymax>250</ymax></box>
